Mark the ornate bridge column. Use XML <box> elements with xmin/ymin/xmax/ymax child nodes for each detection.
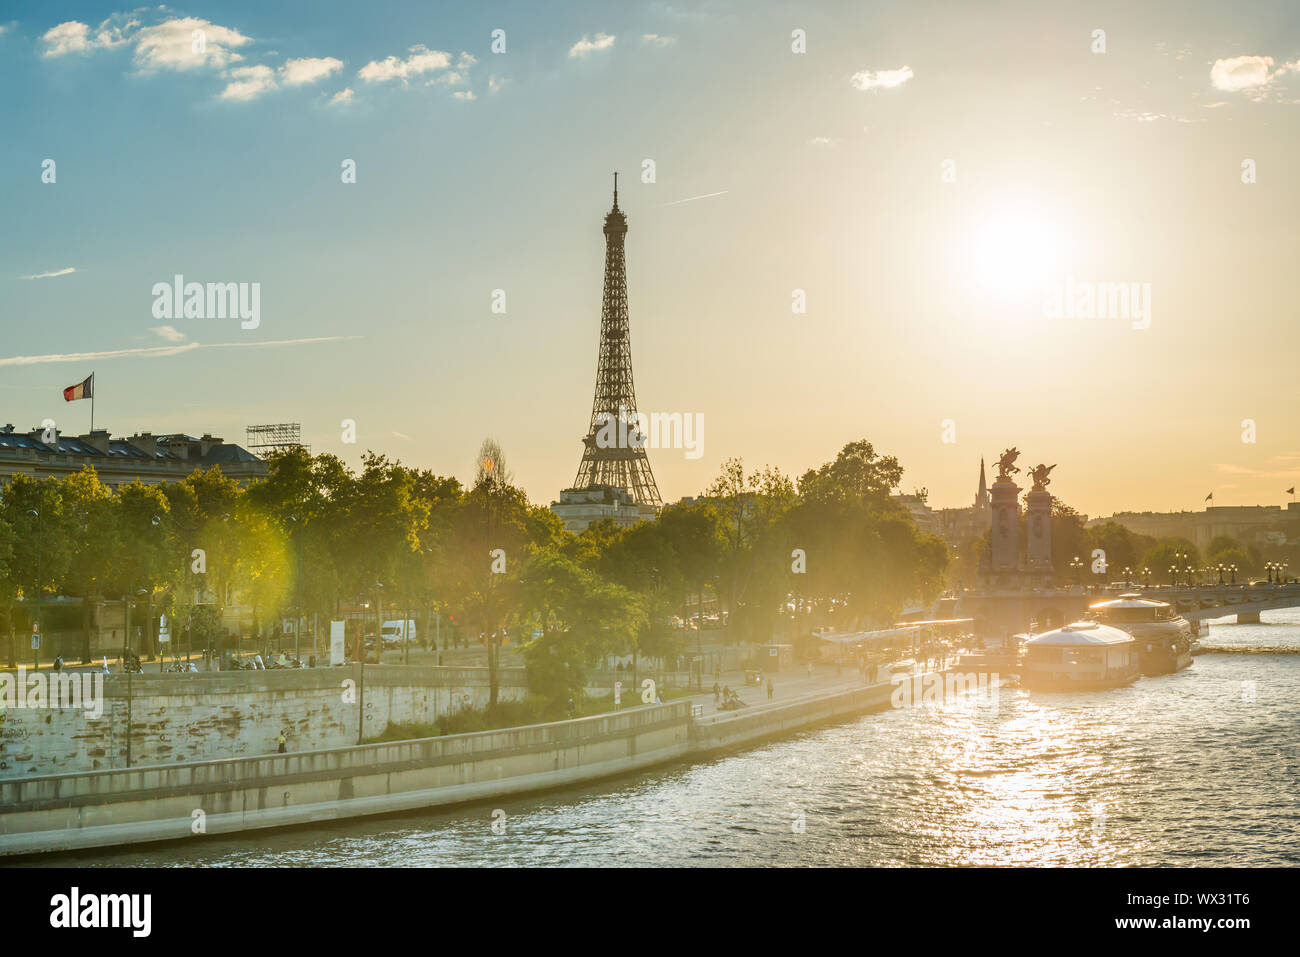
<box><xmin>990</xmin><ymin>477</ymin><xmax>1021</xmax><ymax>582</ymax></box>
<box><xmin>1025</xmin><ymin>463</ymin><xmax>1056</xmax><ymax>580</ymax></box>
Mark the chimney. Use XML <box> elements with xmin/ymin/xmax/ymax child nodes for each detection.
<box><xmin>28</xmin><ymin>426</ymin><xmax>58</xmax><ymax>447</ymax></box>
<box><xmin>78</xmin><ymin>430</ymin><xmax>111</xmax><ymax>454</ymax></box>
<box><xmin>127</xmin><ymin>432</ymin><xmax>157</xmax><ymax>456</ymax></box>
<box><xmin>199</xmin><ymin>433</ymin><xmax>223</xmax><ymax>456</ymax></box>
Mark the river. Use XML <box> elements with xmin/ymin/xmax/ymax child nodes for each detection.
<box><xmin>44</xmin><ymin>612</ymin><xmax>1300</xmax><ymax>867</ymax></box>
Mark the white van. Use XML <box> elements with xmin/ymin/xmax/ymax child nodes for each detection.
<box><xmin>379</xmin><ymin>620</ymin><xmax>417</xmax><ymax>647</ymax></box>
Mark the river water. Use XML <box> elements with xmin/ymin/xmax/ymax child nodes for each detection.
<box><xmin>51</xmin><ymin>612</ymin><xmax>1300</xmax><ymax>867</ymax></box>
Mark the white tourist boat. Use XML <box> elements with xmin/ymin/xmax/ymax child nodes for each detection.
<box><xmin>1086</xmin><ymin>594</ymin><xmax>1193</xmax><ymax>676</ymax></box>
<box><xmin>1020</xmin><ymin>621</ymin><xmax>1139</xmax><ymax>691</ymax></box>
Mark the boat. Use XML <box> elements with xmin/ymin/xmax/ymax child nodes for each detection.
<box><xmin>1020</xmin><ymin>621</ymin><xmax>1139</xmax><ymax>691</ymax></box>
<box><xmin>1086</xmin><ymin>593</ymin><xmax>1193</xmax><ymax>676</ymax></box>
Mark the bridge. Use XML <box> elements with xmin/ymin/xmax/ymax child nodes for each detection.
<box><xmin>1121</xmin><ymin>582</ymin><xmax>1300</xmax><ymax>623</ymax></box>
<box><xmin>956</xmin><ymin>581</ymin><xmax>1300</xmax><ymax>635</ymax></box>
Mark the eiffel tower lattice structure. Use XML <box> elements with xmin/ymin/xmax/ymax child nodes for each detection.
<box><xmin>570</xmin><ymin>174</ymin><xmax>663</xmax><ymax>508</ymax></box>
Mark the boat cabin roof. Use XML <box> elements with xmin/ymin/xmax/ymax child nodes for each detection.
<box><xmin>1025</xmin><ymin>621</ymin><xmax>1135</xmax><ymax>646</ymax></box>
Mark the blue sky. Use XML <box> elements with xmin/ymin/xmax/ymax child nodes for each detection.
<box><xmin>3</xmin><ymin>1</ymin><xmax>1299</xmax><ymax>515</ymax></box>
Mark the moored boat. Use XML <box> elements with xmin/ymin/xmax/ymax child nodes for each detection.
<box><xmin>1020</xmin><ymin>621</ymin><xmax>1139</xmax><ymax>691</ymax></box>
<box><xmin>1087</xmin><ymin>593</ymin><xmax>1193</xmax><ymax>676</ymax></box>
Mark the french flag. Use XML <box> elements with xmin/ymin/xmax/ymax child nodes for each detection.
<box><xmin>63</xmin><ymin>373</ymin><xmax>94</xmax><ymax>402</ymax></box>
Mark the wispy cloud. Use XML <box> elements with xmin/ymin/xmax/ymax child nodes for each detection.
<box><xmin>851</xmin><ymin>65</ymin><xmax>914</xmax><ymax>91</ymax></box>
<box><xmin>662</xmin><ymin>190</ymin><xmax>728</xmax><ymax>207</ymax></box>
<box><xmin>280</xmin><ymin>56</ymin><xmax>342</xmax><ymax>86</ymax></box>
<box><xmin>642</xmin><ymin>34</ymin><xmax>677</xmax><ymax>47</ymax></box>
<box><xmin>329</xmin><ymin>87</ymin><xmax>355</xmax><ymax>105</ymax></box>
<box><xmin>358</xmin><ymin>44</ymin><xmax>451</xmax><ymax>83</ymax></box>
<box><xmin>0</xmin><ymin>336</ymin><xmax>361</xmax><ymax>367</ymax></box>
<box><xmin>150</xmin><ymin>324</ymin><xmax>187</xmax><ymax>343</ymax></box>
<box><xmin>569</xmin><ymin>33</ymin><xmax>615</xmax><ymax>58</ymax></box>
<box><xmin>20</xmin><ymin>267</ymin><xmax>76</xmax><ymax>280</ymax></box>
<box><xmin>220</xmin><ymin>64</ymin><xmax>276</xmax><ymax>101</ymax></box>
<box><xmin>1210</xmin><ymin>55</ymin><xmax>1275</xmax><ymax>92</ymax></box>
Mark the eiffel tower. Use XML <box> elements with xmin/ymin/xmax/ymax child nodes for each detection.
<box><xmin>570</xmin><ymin>174</ymin><xmax>663</xmax><ymax>507</ymax></box>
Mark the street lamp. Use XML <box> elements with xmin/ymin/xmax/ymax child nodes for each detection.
<box><xmin>1168</xmin><ymin>564</ymin><xmax>1177</xmax><ymax>587</ymax></box>
<box><xmin>1217</xmin><ymin>563</ymin><xmax>1225</xmax><ymax>585</ymax></box>
<box><xmin>27</xmin><ymin>501</ymin><xmax>42</xmax><ymax>670</ymax></box>
<box><xmin>287</xmin><ymin>515</ymin><xmax>304</xmax><ymax>665</ymax></box>
<box><xmin>1230</xmin><ymin>564</ymin><xmax>1238</xmax><ymax>585</ymax></box>
<box><xmin>1142</xmin><ymin>566</ymin><xmax>1151</xmax><ymax>587</ymax></box>
<box><xmin>1070</xmin><ymin>556</ymin><xmax>1083</xmax><ymax>585</ymax></box>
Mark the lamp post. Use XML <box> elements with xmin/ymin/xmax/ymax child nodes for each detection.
<box><xmin>1217</xmin><ymin>563</ymin><xmax>1225</xmax><ymax>585</ymax></box>
<box><xmin>288</xmin><ymin>515</ymin><xmax>304</xmax><ymax>664</ymax></box>
<box><xmin>1070</xmin><ymin>556</ymin><xmax>1083</xmax><ymax>586</ymax></box>
<box><xmin>1168</xmin><ymin>564</ymin><xmax>1177</xmax><ymax>587</ymax></box>
<box><xmin>1142</xmin><ymin>566</ymin><xmax>1151</xmax><ymax>587</ymax></box>
<box><xmin>27</xmin><ymin>497</ymin><xmax>42</xmax><ymax>670</ymax></box>
<box><xmin>1230</xmin><ymin>564</ymin><xmax>1238</xmax><ymax>586</ymax></box>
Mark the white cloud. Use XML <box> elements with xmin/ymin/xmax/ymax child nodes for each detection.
<box><xmin>150</xmin><ymin>324</ymin><xmax>187</xmax><ymax>342</ymax></box>
<box><xmin>330</xmin><ymin>87</ymin><xmax>355</xmax><ymax>105</ymax></box>
<box><xmin>133</xmin><ymin>17</ymin><xmax>253</xmax><ymax>71</ymax></box>
<box><xmin>42</xmin><ymin>15</ymin><xmax>253</xmax><ymax>71</ymax></box>
<box><xmin>220</xmin><ymin>64</ymin><xmax>276</xmax><ymax>101</ymax></box>
<box><xmin>40</xmin><ymin>19</ymin><xmax>132</xmax><ymax>57</ymax></box>
<box><xmin>452</xmin><ymin>90</ymin><xmax>476</xmax><ymax>101</ymax></box>
<box><xmin>428</xmin><ymin>70</ymin><xmax>465</xmax><ymax>86</ymax></box>
<box><xmin>488</xmin><ymin>75</ymin><xmax>506</xmax><ymax>94</ymax></box>
<box><xmin>280</xmin><ymin>56</ymin><xmax>342</xmax><ymax>86</ymax></box>
<box><xmin>1210</xmin><ymin>55</ymin><xmax>1275</xmax><ymax>92</ymax></box>
<box><xmin>20</xmin><ymin>267</ymin><xmax>76</xmax><ymax>280</ymax></box>
<box><xmin>457</xmin><ymin>52</ymin><xmax>477</xmax><ymax>69</ymax></box>
<box><xmin>809</xmin><ymin>136</ymin><xmax>837</xmax><ymax>146</ymax></box>
<box><xmin>569</xmin><ymin>33</ymin><xmax>615</xmax><ymax>58</ymax></box>
<box><xmin>358</xmin><ymin>44</ymin><xmax>451</xmax><ymax>83</ymax></box>
<box><xmin>851</xmin><ymin>65</ymin><xmax>914</xmax><ymax>91</ymax></box>
<box><xmin>642</xmin><ymin>34</ymin><xmax>677</xmax><ymax>46</ymax></box>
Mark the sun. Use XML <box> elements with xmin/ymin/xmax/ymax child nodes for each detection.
<box><xmin>966</xmin><ymin>206</ymin><xmax>1065</xmax><ymax>302</ymax></box>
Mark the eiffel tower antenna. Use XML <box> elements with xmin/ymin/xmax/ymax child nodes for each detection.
<box><xmin>570</xmin><ymin>176</ymin><xmax>663</xmax><ymax>507</ymax></box>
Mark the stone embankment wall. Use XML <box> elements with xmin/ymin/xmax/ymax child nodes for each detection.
<box><xmin>0</xmin><ymin>702</ymin><xmax>693</xmax><ymax>856</ymax></box>
<box><xmin>0</xmin><ymin>665</ymin><xmax>528</xmax><ymax>780</ymax></box>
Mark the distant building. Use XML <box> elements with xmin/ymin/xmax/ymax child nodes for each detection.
<box><xmin>0</xmin><ymin>423</ymin><xmax>266</xmax><ymax>489</ymax></box>
<box><xmin>933</xmin><ymin>458</ymin><xmax>993</xmax><ymax>549</ymax></box>
<box><xmin>892</xmin><ymin>493</ymin><xmax>939</xmax><ymax>536</ymax></box>
<box><xmin>550</xmin><ymin>484</ymin><xmax>657</xmax><ymax>534</ymax></box>
<box><xmin>1091</xmin><ymin>504</ymin><xmax>1300</xmax><ymax>552</ymax></box>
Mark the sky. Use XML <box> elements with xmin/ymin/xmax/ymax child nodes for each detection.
<box><xmin>2</xmin><ymin>0</ymin><xmax>1298</xmax><ymax>518</ymax></box>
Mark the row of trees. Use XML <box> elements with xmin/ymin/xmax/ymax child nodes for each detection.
<box><xmin>0</xmin><ymin>438</ymin><xmax>950</xmax><ymax>707</ymax></box>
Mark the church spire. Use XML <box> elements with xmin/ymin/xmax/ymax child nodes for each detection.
<box><xmin>977</xmin><ymin>458</ymin><xmax>988</xmax><ymax>506</ymax></box>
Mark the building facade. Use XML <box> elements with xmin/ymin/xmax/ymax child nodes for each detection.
<box><xmin>0</xmin><ymin>424</ymin><xmax>267</xmax><ymax>488</ymax></box>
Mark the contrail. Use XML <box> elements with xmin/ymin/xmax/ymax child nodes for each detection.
<box><xmin>19</xmin><ymin>267</ymin><xmax>77</xmax><ymax>280</ymax></box>
<box><xmin>661</xmin><ymin>190</ymin><xmax>729</xmax><ymax>207</ymax></box>
<box><xmin>0</xmin><ymin>336</ymin><xmax>362</xmax><ymax>367</ymax></box>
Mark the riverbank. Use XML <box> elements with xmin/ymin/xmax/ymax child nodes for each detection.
<box><xmin>0</xmin><ymin>662</ymin><xmax>939</xmax><ymax>858</ymax></box>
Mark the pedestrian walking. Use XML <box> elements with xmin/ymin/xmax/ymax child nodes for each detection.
<box><xmin>277</xmin><ymin>730</ymin><xmax>287</xmax><ymax>754</ymax></box>
<box><xmin>767</xmin><ymin>679</ymin><xmax>774</xmax><ymax>701</ymax></box>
